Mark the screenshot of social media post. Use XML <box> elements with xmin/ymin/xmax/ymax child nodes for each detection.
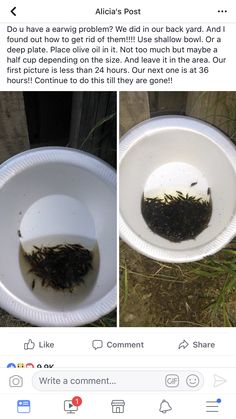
<box><xmin>0</xmin><ymin>2</ymin><xmax>235</xmax><ymax>90</ymax></box>
<box><xmin>1</xmin><ymin>328</ymin><xmax>236</xmax><ymax>417</ymax></box>
<box><xmin>0</xmin><ymin>0</ymin><xmax>236</xmax><ymax>417</ymax></box>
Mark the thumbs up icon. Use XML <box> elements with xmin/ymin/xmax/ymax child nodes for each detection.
<box><xmin>24</xmin><ymin>339</ymin><xmax>35</xmax><ymax>350</ymax></box>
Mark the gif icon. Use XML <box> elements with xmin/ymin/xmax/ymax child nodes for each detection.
<box><xmin>165</xmin><ymin>374</ymin><xmax>179</xmax><ymax>388</ymax></box>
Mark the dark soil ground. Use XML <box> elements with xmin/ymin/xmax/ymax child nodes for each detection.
<box><xmin>120</xmin><ymin>241</ymin><xmax>236</xmax><ymax>327</ymax></box>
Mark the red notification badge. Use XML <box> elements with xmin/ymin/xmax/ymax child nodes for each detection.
<box><xmin>72</xmin><ymin>396</ymin><xmax>82</xmax><ymax>407</ymax></box>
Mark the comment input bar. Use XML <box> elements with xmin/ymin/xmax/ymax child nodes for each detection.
<box><xmin>32</xmin><ymin>370</ymin><xmax>203</xmax><ymax>391</ymax></box>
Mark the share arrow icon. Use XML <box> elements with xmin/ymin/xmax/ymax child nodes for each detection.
<box><xmin>214</xmin><ymin>375</ymin><xmax>227</xmax><ymax>387</ymax></box>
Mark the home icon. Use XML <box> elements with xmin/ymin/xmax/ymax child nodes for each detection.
<box><xmin>111</xmin><ymin>400</ymin><xmax>125</xmax><ymax>413</ymax></box>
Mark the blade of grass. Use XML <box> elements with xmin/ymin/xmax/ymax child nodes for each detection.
<box><xmin>78</xmin><ymin>113</ymin><xmax>115</xmax><ymax>149</ymax></box>
<box><xmin>123</xmin><ymin>263</ymin><xmax>129</xmax><ymax>307</ymax></box>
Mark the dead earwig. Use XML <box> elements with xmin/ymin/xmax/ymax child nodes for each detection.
<box><xmin>141</xmin><ymin>191</ymin><xmax>212</xmax><ymax>243</ymax></box>
<box><xmin>24</xmin><ymin>244</ymin><xmax>93</xmax><ymax>292</ymax></box>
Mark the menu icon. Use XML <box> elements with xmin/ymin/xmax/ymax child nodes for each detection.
<box><xmin>206</xmin><ymin>398</ymin><xmax>221</xmax><ymax>413</ymax></box>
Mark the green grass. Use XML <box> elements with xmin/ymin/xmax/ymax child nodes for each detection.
<box><xmin>120</xmin><ymin>240</ymin><xmax>236</xmax><ymax>327</ymax></box>
<box><xmin>188</xmin><ymin>245</ymin><xmax>236</xmax><ymax>326</ymax></box>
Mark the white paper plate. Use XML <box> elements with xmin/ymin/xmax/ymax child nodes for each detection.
<box><xmin>0</xmin><ymin>147</ymin><xmax>117</xmax><ymax>326</ymax></box>
<box><xmin>120</xmin><ymin>116</ymin><xmax>236</xmax><ymax>263</ymax></box>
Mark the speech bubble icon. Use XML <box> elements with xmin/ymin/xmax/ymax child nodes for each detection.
<box><xmin>92</xmin><ymin>340</ymin><xmax>103</xmax><ymax>350</ymax></box>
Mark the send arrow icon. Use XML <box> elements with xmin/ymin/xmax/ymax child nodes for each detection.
<box><xmin>214</xmin><ymin>375</ymin><xmax>227</xmax><ymax>387</ymax></box>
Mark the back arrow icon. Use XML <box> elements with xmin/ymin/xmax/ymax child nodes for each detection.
<box><xmin>11</xmin><ymin>7</ymin><xmax>16</xmax><ymax>16</ymax></box>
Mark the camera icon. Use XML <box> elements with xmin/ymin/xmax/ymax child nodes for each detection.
<box><xmin>9</xmin><ymin>375</ymin><xmax>23</xmax><ymax>387</ymax></box>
